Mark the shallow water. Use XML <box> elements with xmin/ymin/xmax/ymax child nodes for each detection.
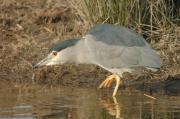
<box><xmin>0</xmin><ymin>84</ymin><xmax>179</xmax><ymax>119</ymax></box>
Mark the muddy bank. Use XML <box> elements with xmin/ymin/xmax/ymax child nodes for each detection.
<box><xmin>34</xmin><ymin>65</ymin><xmax>180</xmax><ymax>95</ymax></box>
<box><xmin>133</xmin><ymin>74</ymin><xmax>180</xmax><ymax>95</ymax></box>
<box><xmin>1</xmin><ymin>64</ymin><xmax>180</xmax><ymax>95</ymax></box>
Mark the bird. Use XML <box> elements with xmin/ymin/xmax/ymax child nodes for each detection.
<box><xmin>33</xmin><ymin>24</ymin><xmax>161</xmax><ymax>97</ymax></box>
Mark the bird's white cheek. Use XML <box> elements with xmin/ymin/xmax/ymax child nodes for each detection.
<box><xmin>46</xmin><ymin>62</ymin><xmax>57</xmax><ymax>66</ymax></box>
<box><xmin>46</xmin><ymin>56</ymin><xmax>60</xmax><ymax>66</ymax></box>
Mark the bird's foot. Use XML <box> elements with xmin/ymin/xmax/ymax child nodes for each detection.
<box><xmin>98</xmin><ymin>74</ymin><xmax>122</xmax><ymax>97</ymax></box>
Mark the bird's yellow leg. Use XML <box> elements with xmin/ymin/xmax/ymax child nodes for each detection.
<box><xmin>98</xmin><ymin>74</ymin><xmax>122</xmax><ymax>96</ymax></box>
<box><xmin>98</xmin><ymin>75</ymin><xmax>115</xmax><ymax>88</ymax></box>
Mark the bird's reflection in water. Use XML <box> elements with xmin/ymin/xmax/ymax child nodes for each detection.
<box><xmin>99</xmin><ymin>97</ymin><xmax>122</xmax><ymax>119</ymax></box>
<box><xmin>98</xmin><ymin>94</ymin><xmax>159</xmax><ymax>119</ymax></box>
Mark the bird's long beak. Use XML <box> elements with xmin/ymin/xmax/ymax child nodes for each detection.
<box><xmin>33</xmin><ymin>55</ymin><xmax>52</xmax><ymax>69</ymax></box>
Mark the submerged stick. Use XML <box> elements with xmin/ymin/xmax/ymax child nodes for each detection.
<box><xmin>144</xmin><ymin>93</ymin><xmax>156</xmax><ymax>100</ymax></box>
<box><xmin>31</xmin><ymin>72</ymin><xmax>35</xmax><ymax>84</ymax></box>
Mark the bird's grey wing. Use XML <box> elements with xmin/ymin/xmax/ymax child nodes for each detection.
<box><xmin>87</xmin><ymin>24</ymin><xmax>150</xmax><ymax>47</ymax></box>
<box><xmin>84</xmin><ymin>35</ymin><xmax>141</xmax><ymax>68</ymax></box>
<box><xmin>84</xmin><ymin>24</ymin><xmax>161</xmax><ymax>69</ymax></box>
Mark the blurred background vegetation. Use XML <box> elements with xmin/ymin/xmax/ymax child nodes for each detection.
<box><xmin>82</xmin><ymin>0</ymin><xmax>179</xmax><ymax>26</ymax></box>
<box><xmin>81</xmin><ymin>0</ymin><xmax>179</xmax><ymax>43</ymax></box>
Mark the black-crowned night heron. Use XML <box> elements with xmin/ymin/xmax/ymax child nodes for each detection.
<box><xmin>33</xmin><ymin>24</ymin><xmax>161</xmax><ymax>96</ymax></box>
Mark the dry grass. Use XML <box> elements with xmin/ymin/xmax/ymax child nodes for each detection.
<box><xmin>0</xmin><ymin>0</ymin><xmax>88</xmax><ymax>82</ymax></box>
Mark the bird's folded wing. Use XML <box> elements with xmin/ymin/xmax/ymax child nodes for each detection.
<box><xmin>84</xmin><ymin>34</ymin><xmax>161</xmax><ymax>69</ymax></box>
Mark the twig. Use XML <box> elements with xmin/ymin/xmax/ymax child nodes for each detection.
<box><xmin>144</xmin><ymin>93</ymin><xmax>156</xmax><ymax>100</ymax></box>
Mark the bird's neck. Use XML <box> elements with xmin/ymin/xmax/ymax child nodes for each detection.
<box><xmin>60</xmin><ymin>40</ymin><xmax>90</xmax><ymax>64</ymax></box>
<box><xmin>60</xmin><ymin>47</ymin><xmax>79</xmax><ymax>64</ymax></box>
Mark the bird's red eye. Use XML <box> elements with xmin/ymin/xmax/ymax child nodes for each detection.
<box><xmin>52</xmin><ymin>51</ymin><xmax>57</xmax><ymax>56</ymax></box>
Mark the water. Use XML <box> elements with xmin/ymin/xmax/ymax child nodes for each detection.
<box><xmin>0</xmin><ymin>84</ymin><xmax>179</xmax><ymax>119</ymax></box>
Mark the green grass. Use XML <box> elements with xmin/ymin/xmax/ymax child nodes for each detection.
<box><xmin>81</xmin><ymin>0</ymin><xmax>179</xmax><ymax>31</ymax></box>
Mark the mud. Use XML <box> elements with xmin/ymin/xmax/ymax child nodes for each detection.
<box><xmin>0</xmin><ymin>0</ymin><xmax>179</xmax><ymax>94</ymax></box>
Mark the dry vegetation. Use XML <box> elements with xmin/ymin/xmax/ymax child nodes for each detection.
<box><xmin>0</xmin><ymin>0</ymin><xmax>106</xmax><ymax>85</ymax></box>
<box><xmin>0</xmin><ymin>0</ymin><xmax>179</xmax><ymax>93</ymax></box>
